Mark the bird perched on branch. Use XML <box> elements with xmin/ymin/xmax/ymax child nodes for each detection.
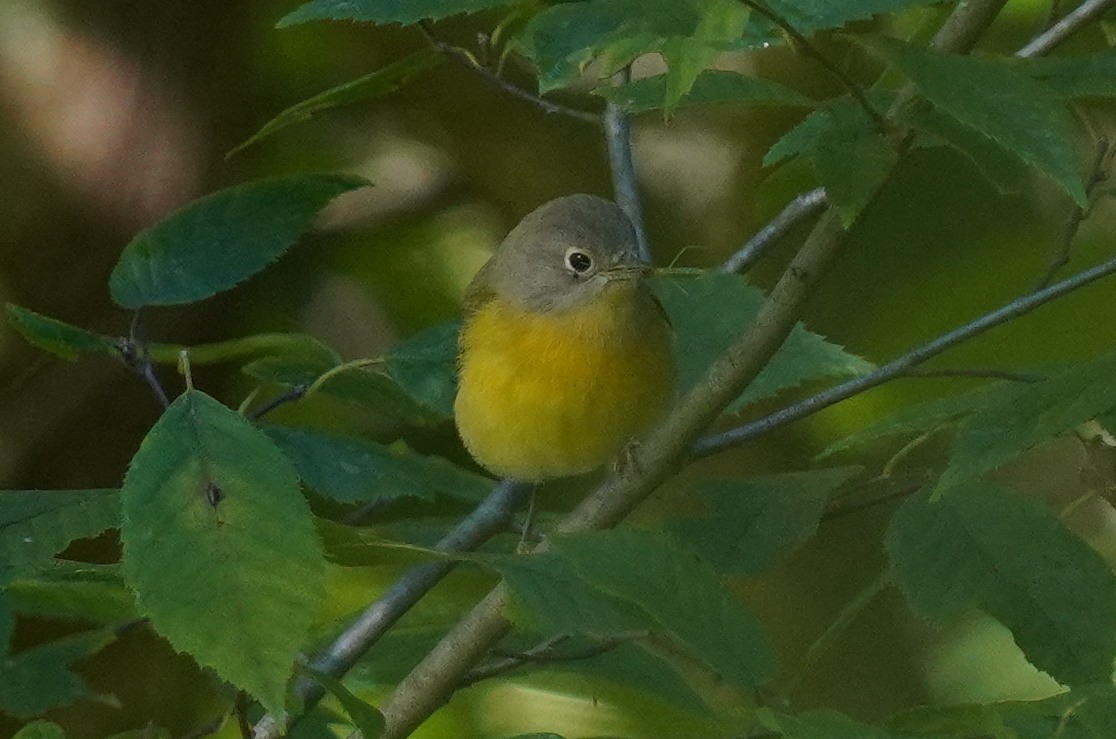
<box><xmin>454</xmin><ymin>194</ymin><xmax>675</xmax><ymax>482</ymax></box>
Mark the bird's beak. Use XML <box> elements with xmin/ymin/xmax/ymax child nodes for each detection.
<box><xmin>603</xmin><ymin>251</ymin><xmax>651</xmax><ymax>281</ymax></box>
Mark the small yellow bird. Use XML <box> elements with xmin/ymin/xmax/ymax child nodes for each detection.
<box><xmin>454</xmin><ymin>194</ymin><xmax>675</xmax><ymax>482</ymax></box>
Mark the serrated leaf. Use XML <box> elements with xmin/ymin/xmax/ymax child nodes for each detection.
<box><xmin>901</xmin><ymin>103</ymin><xmax>1028</xmax><ymax>194</ymax></box>
<box><xmin>278</xmin><ymin>0</ymin><xmax>521</xmax><ymax>27</ymax></box>
<box><xmin>652</xmin><ymin>271</ymin><xmax>872</xmax><ymax>413</ymax></box>
<box><xmin>6</xmin><ymin>563</ymin><xmax>137</xmax><ymax>625</ymax></box>
<box><xmin>0</xmin><ymin>489</ymin><xmax>120</xmax><ymax>585</ymax></box>
<box><xmin>296</xmin><ymin>665</ymin><xmax>385</xmax><ymax>737</ymax></box>
<box><xmin>230</xmin><ymin>50</ymin><xmax>442</xmax><ymax>156</ymax></box>
<box><xmin>810</xmin><ymin>100</ymin><xmax>896</xmax><ymax>225</ymax></box>
<box><xmin>887</xmin><ymin>484</ymin><xmax>1116</xmax><ymax>686</ymax></box>
<box><xmin>597</xmin><ymin>68</ymin><xmax>814</xmax><ymax>112</ymax></box>
<box><xmin>266</xmin><ymin>425</ymin><xmax>492</xmax><ymax>504</ymax></box>
<box><xmin>936</xmin><ymin>351</ymin><xmax>1116</xmax><ymax>496</ymax></box>
<box><xmin>0</xmin><ymin>630</ymin><xmax>114</xmax><ymax>718</ymax></box>
<box><xmin>1025</xmin><ymin>51</ymin><xmax>1116</xmax><ymax>99</ymax></box>
<box><xmin>109</xmin><ymin>174</ymin><xmax>369</xmax><ymax>308</ymax></box>
<box><xmin>518</xmin><ymin>0</ymin><xmax>748</xmax><ymax>97</ymax></box>
<box><xmin>120</xmin><ymin>390</ymin><xmax>325</xmax><ymax>717</ymax></box>
<box><xmin>384</xmin><ymin>319</ymin><xmax>461</xmax><ymax>418</ymax></box>
<box><xmin>6</xmin><ymin>305</ymin><xmax>118</xmax><ymax>361</ymax></box>
<box><xmin>820</xmin><ymin>380</ymin><xmax>1022</xmax><ymax>458</ymax></box>
<box><xmin>554</xmin><ymin>528</ymin><xmax>774</xmax><ymax>687</ymax></box>
<box><xmin>12</xmin><ymin>721</ymin><xmax>67</xmax><ymax>739</ymax></box>
<box><xmin>863</xmin><ymin>37</ymin><xmax>1086</xmax><ymax>205</ymax></box>
<box><xmin>764</xmin><ymin>107</ymin><xmax>833</xmax><ymax>167</ymax></box>
<box><xmin>673</xmin><ymin>467</ymin><xmax>860</xmax><ymax>574</ymax></box>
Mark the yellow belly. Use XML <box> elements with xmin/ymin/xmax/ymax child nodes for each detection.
<box><xmin>454</xmin><ymin>286</ymin><xmax>674</xmax><ymax>482</ymax></box>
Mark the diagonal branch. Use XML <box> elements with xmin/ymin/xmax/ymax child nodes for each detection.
<box><xmin>721</xmin><ymin>187</ymin><xmax>828</xmax><ymax>273</ymax></box>
<box><xmin>1016</xmin><ymin>0</ymin><xmax>1116</xmax><ymax>57</ymax></box>
<box><xmin>372</xmin><ymin>4</ymin><xmax>1010</xmax><ymax>737</ymax></box>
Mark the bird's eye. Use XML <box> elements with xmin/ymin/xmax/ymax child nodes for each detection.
<box><xmin>566</xmin><ymin>249</ymin><xmax>593</xmax><ymax>274</ymax></box>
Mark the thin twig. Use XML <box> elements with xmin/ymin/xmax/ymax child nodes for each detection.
<box><xmin>417</xmin><ymin>22</ymin><xmax>600</xmax><ymax>125</ymax></box>
<box><xmin>117</xmin><ymin>312</ymin><xmax>170</xmax><ymax>409</ymax></box>
<box><xmin>247</xmin><ymin>383</ymin><xmax>309</xmax><ymax>421</ymax></box>
<box><xmin>741</xmin><ymin>0</ymin><xmax>888</xmax><ymax>131</ymax></box>
<box><xmin>693</xmin><ymin>253</ymin><xmax>1116</xmax><ymax>458</ymax></box>
<box><xmin>1035</xmin><ymin>137</ymin><xmax>1112</xmax><ymax>290</ymax></box>
<box><xmin>604</xmin><ymin>67</ymin><xmax>651</xmax><ymax>263</ymax></box>
<box><xmin>1015</xmin><ymin>0</ymin><xmax>1116</xmax><ymax>57</ymax></box>
<box><xmin>372</xmin><ymin>5</ymin><xmax>1009</xmax><ymax>737</ymax></box>
<box><xmin>251</xmin><ymin>479</ymin><xmax>531</xmax><ymax>739</ymax></box>
<box><xmin>721</xmin><ymin>187</ymin><xmax>828</xmax><ymax>273</ymax></box>
<box><xmin>461</xmin><ymin>630</ymin><xmax>649</xmax><ymax>687</ymax></box>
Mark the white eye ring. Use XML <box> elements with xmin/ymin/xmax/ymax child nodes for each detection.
<box><xmin>565</xmin><ymin>247</ymin><xmax>593</xmax><ymax>274</ymax></box>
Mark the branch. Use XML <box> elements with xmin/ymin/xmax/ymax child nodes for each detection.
<box><xmin>693</xmin><ymin>253</ymin><xmax>1116</xmax><ymax>458</ymax></box>
<box><xmin>604</xmin><ymin>67</ymin><xmax>651</xmax><ymax>263</ymax></box>
<box><xmin>721</xmin><ymin>187</ymin><xmax>828</xmax><ymax>273</ymax></box>
<box><xmin>372</xmin><ymin>5</ymin><xmax>1011</xmax><ymax>736</ymax></box>
<box><xmin>117</xmin><ymin>312</ymin><xmax>170</xmax><ymax>409</ymax></box>
<box><xmin>1015</xmin><ymin>0</ymin><xmax>1116</xmax><ymax>57</ymax></box>
<box><xmin>251</xmin><ymin>480</ymin><xmax>531</xmax><ymax>739</ymax></box>
<box><xmin>417</xmin><ymin>22</ymin><xmax>600</xmax><ymax>125</ymax></box>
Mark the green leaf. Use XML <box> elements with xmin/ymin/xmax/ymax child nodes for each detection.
<box><xmin>266</xmin><ymin>425</ymin><xmax>493</xmax><ymax>504</ymax></box>
<box><xmin>820</xmin><ymin>380</ymin><xmax>1022</xmax><ymax>458</ymax></box>
<box><xmin>673</xmin><ymin>467</ymin><xmax>860</xmax><ymax>574</ymax></box>
<box><xmin>901</xmin><ymin>102</ymin><xmax>1028</xmax><ymax>194</ymax></box>
<box><xmin>296</xmin><ymin>665</ymin><xmax>385</xmax><ymax>737</ymax></box>
<box><xmin>763</xmin><ymin>0</ymin><xmax>949</xmax><ymax>33</ymax></box>
<box><xmin>596</xmin><ymin>69</ymin><xmax>814</xmax><ymax>112</ymax></box>
<box><xmin>810</xmin><ymin>100</ymin><xmax>896</xmax><ymax>225</ymax></box>
<box><xmin>936</xmin><ymin>351</ymin><xmax>1116</xmax><ymax>496</ymax></box>
<box><xmin>652</xmin><ymin>271</ymin><xmax>873</xmax><ymax>413</ymax></box>
<box><xmin>863</xmin><ymin>37</ymin><xmax>1086</xmax><ymax>205</ymax></box>
<box><xmin>0</xmin><ymin>630</ymin><xmax>114</xmax><ymax>718</ymax></box>
<box><xmin>278</xmin><ymin>0</ymin><xmax>521</xmax><ymax>26</ymax></box>
<box><xmin>1025</xmin><ymin>51</ymin><xmax>1116</xmax><ymax>99</ymax></box>
<box><xmin>384</xmin><ymin>319</ymin><xmax>461</xmax><ymax>418</ymax></box>
<box><xmin>555</xmin><ymin>528</ymin><xmax>774</xmax><ymax>687</ymax></box>
<box><xmin>887</xmin><ymin>484</ymin><xmax>1116</xmax><ymax>687</ymax></box>
<box><xmin>6</xmin><ymin>305</ymin><xmax>117</xmax><ymax>361</ymax></box>
<box><xmin>0</xmin><ymin>593</ymin><xmax>12</xmax><ymax>654</ymax></box>
<box><xmin>148</xmin><ymin>333</ymin><xmax>340</xmax><ymax>367</ymax></box>
<box><xmin>109</xmin><ymin>174</ymin><xmax>368</xmax><ymax>308</ymax></box>
<box><xmin>0</xmin><ymin>489</ymin><xmax>120</xmax><ymax>584</ymax></box>
<box><xmin>230</xmin><ymin>50</ymin><xmax>442</xmax><ymax>156</ymax></box>
<box><xmin>12</xmin><ymin>721</ymin><xmax>67</xmax><ymax>739</ymax></box>
<box><xmin>243</xmin><ymin>354</ymin><xmax>437</xmax><ymax>425</ymax></box>
<box><xmin>518</xmin><ymin>0</ymin><xmax>749</xmax><ymax>98</ymax></box>
<box><xmin>5</xmin><ymin>563</ymin><xmax>137</xmax><ymax>625</ymax></box>
<box><xmin>120</xmin><ymin>391</ymin><xmax>325</xmax><ymax>717</ymax></box>
<box><xmin>764</xmin><ymin>107</ymin><xmax>833</xmax><ymax>167</ymax></box>
<box><xmin>769</xmin><ymin>709</ymin><xmax>930</xmax><ymax>738</ymax></box>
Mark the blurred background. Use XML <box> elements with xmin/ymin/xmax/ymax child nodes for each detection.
<box><xmin>3</xmin><ymin>0</ymin><xmax>1116</xmax><ymax>736</ymax></box>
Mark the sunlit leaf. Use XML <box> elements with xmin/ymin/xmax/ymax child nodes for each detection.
<box><xmin>652</xmin><ymin>271</ymin><xmax>872</xmax><ymax>413</ymax></box>
<box><xmin>266</xmin><ymin>425</ymin><xmax>492</xmax><ymax>504</ymax></box>
<box><xmin>109</xmin><ymin>174</ymin><xmax>369</xmax><ymax>308</ymax></box>
<box><xmin>6</xmin><ymin>305</ymin><xmax>117</xmax><ymax>361</ymax></box>
<box><xmin>0</xmin><ymin>630</ymin><xmax>114</xmax><ymax>718</ymax></box>
<box><xmin>120</xmin><ymin>391</ymin><xmax>325</xmax><ymax>717</ymax></box>
<box><xmin>230</xmin><ymin>50</ymin><xmax>442</xmax><ymax>156</ymax></box>
<box><xmin>12</xmin><ymin>721</ymin><xmax>67</xmax><ymax>739</ymax></box>
<box><xmin>0</xmin><ymin>489</ymin><xmax>120</xmax><ymax>584</ymax></box>
<box><xmin>597</xmin><ymin>69</ymin><xmax>813</xmax><ymax>112</ymax></box>
<box><xmin>278</xmin><ymin>0</ymin><xmax>521</xmax><ymax>26</ymax></box>
<box><xmin>674</xmin><ymin>467</ymin><xmax>860</xmax><ymax>573</ymax></box>
<box><xmin>888</xmin><ymin>484</ymin><xmax>1116</xmax><ymax>686</ymax></box>
<box><xmin>863</xmin><ymin>37</ymin><xmax>1086</xmax><ymax>205</ymax></box>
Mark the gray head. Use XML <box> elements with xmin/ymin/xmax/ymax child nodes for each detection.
<box><xmin>467</xmin><ymin>194</ymin><xmax>644</xmax><ymax>313</ymax></box>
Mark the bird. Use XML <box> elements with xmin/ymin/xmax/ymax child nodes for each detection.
<box><xmin>454</xmin><ymin>194</ymin><xmax>675</xmax><ymax>482</ymax></box>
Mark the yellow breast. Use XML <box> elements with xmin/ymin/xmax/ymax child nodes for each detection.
<box><xmin>454</xmin><ymin>284</ymin><xmax>675</xmax><ymax>482</ymax></box>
